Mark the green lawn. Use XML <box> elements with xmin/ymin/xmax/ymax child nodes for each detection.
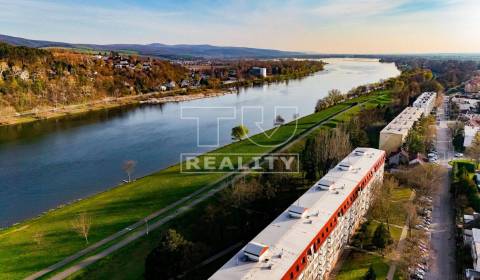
<box><xmin>336</xmin><ymin>252</ymin><xmax>391</xmax><ymax>280</ymax></box>
<box><xmin>0</xmin><ymin>92</ymin><xmax>388</xmax><ymax>279</ymax></box>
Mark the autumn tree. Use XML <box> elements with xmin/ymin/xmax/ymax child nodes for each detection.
<box><xmin>231</xmin><ymin>125</ymin><xmax>249</xmax><ymax>141</ymax></box>
<box><xmin>405</xmin><ymin>201</ymin><xmax>418</xmax><ymax>237</ymax></box>
<box><xmin>369</xmin><ymin>177</ymin><xmax>396</xmax><ymax>229</ymax></box>
<box><xmin>315</xmin><ymin>127</ymin><xmax>352</xmax><ymax>175</ymax></box>
<box><xmin>315</xmin><ymin>89</ymin><xmax>344</xmax><ymax>112</ymax></box>
<box><xmin>394</xmin><ymin>164</ymin><xmax>446</xmax><ymax>196</ymax></box>
<box><xmin>71</xmin><ymin>212</ymin><xmax>92</xmax><ymax>244</ymax></box>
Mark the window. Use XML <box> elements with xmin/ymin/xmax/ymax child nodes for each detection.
<box><xmin>290</xmin><ymin>272</ymin><xmax>294</xmax><ymax>279</ymax></box>
<box><xmin>302</xmin><ymin>257</ymin><xmax>306</xmax><ymax>264</ymax></box>
<box><xmin>296</xmin><ymin>265</ymin><xmax>299</xmax><ymax>272</ymax></box>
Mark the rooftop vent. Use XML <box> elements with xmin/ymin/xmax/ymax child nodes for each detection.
<box><xmin>316</xmin><ymin>179</ymin><xmax>335</xmax><ymax>190</ymax></box>
<box><xmin>243</xmin><ymin>242</ymin><xmax>269</xmax><ymax>262</ymax></box>
<box><xmin>338</xmin><ymin>163</ymin><xmax>352</xmax><ymax>171</ymax></box>
<box><xmin>288</xmin><ymin>205</ymin><xmax>308</xmax><ymax>219</ymax></box>
<box><xmin>355</xmin><ymin>148</ymin><xmax>372</xmax><ymax>157</ymax></box>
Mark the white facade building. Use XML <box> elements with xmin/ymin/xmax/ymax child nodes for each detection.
<box><xmin>412</xmin><ymin>92</ymin><xmax>437</xmax><ymax>115</ymax></box>
<box><xmin>250</xmin><ymin>67</ymin><xmax>267</xmax><ymax>78</ymax></box>
<box><xmin>379</xmin><ymin>107</ymin><xmax>424</xmax><ymax>153</ymax></box>
<box><xmin>210</xmin><ymin>147</ymin><xmax>386</xmax><ymax>280</ymax></box>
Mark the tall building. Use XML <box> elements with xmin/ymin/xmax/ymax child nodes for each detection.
<box><xmin>379</xmin><ymin>107</ymin><xmax>423</xmax><ymax>154</ymax></box>
<box><xmin>412</xmin><ymin>92</ymin><xmax>437</xmax><ymax>115</ymax></box>
<box><xmin>210</xmin><ymin>147</ymin><xmax>386</xmax><ymax>280</ymax></box>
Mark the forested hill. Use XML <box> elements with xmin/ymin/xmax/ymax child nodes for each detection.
<box><xmin>0</xmin><ymin>34</ymin><xmax>305</xmax><ymax>59</ymax></box>
<box><xmin>0</xmin><ymin>43</ymin><xmax>188</xmax><ymax>114</ymax></box>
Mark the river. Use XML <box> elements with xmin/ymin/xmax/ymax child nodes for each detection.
<box><xmin>0</xmin><ymin>58</ymin><xmax>399</xmax><ymax>227</ymax></box>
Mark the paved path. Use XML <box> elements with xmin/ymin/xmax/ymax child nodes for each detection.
<box><xmin>28</xmin><ymin>99</ymin><xmax>366</xmax><ymax>280</ymax></box>
<box><xmin>425</xmin><ymin>99</ymin><xmax>456</xmax><ymax>280</ymax></box>
<box><xmin>386</xmin><ymin>191</ymin><xmax>415</xmax><ymax>280</ymax></box>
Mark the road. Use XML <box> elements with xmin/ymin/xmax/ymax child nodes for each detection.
<box><xmin>425</xmin><ymin>99</ymin><xmax>456</xmax><ymax>280</ymax></box>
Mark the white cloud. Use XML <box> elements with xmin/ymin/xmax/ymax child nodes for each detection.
<box><xmin>310</xmin><ymin>0</ymin><xmax>409</xmax><ymax>18</ymax></box>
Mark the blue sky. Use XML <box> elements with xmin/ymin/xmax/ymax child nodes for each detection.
<box><xmin>0</xmin><ymin>0</ymin><xmax>479</xmax><ymax>54</ymax></box>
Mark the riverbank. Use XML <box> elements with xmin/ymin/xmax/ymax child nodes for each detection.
<box><xmin>0</xmin><ymin>70</ymin><xmax>322</xmax><ymax>127</ymax></box>
<box><xmin>0</xmin><ymin>91</ymin><xmax>391</xmax><ymax>280</ymax></box>
<box><xmin>0</xmin><ymin>88</ymin><xmax>232</xmax><ymax>127</ymax></box>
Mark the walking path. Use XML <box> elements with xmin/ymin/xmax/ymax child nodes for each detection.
<box><xmin>27</xmin><ymin>98</ymin><xmax>366</xmax><ymax>280</ymax></box>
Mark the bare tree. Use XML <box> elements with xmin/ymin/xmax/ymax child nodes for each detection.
<box><xmin>122</xmin><ymin>160</ymin><xmax>137</xmax><ymax>182</ymax></box>
<box><xmin>72</xmin><ymin>212</ymin><xmax>92</xmax><ymax>244</ymax></box>
<box><xmin>369</xmin><ymin>176</ymin><xmax>396</xmax><ymax>229</ymax></box>
<box><xmin>394</xmin><ymin>164</ymin><xmax>446</xmax><ymax>196</ymax></box>
<box><xmin>405</xmin><ymin>201</ymin><xmax>418</xmax><ymax>237</ymax></box>
<box><xmin>315</xmin><ymin>127</ymin><xmax>352</xmax><ymax>175</ymax></box>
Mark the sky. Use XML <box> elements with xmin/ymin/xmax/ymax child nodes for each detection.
<box><xmin>0</xmin><ymin>0</ymin><xmax>479</xmax><ymax>54</ymax></box>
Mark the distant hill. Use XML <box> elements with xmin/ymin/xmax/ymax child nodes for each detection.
<box><xmin>0</xmin><ymin>34</ymin><xmax>305</xmax><ymax>59</ymax></box>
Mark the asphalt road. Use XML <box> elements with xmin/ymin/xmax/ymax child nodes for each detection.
<box><xmin>425</xmin><ymin>100</ymin><xmax>456</xmax><ymax>280</ymax></box>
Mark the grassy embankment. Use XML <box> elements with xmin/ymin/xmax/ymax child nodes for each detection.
<box><xmin>61</xmin><ymin>91</ymin><xmax>394</xmax><ymax>280</ymax></box>
<box><xmin>0</xmin><ymin>91</ymin><xmax>392</xmax><ymax>279</ymax></box>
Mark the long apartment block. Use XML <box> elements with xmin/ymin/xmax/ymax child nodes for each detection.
<box><xmin>379</xmin><ymin>106</ymin><xmax>423</xmax><ymax>153</ymax></box>
<box><xmin>210</xmin><ymin>147</ymin><xmax>386</xmax><ymax>280</ymax></box>
<box><xmin>412</xmin><ymin>91</ymin><xmax>437</xmax><ymax>116</ymax></box>
<box><xmin>379</xmin><ymin>92</ymin><xmax>436</xmax><ymax>154</ymax></box>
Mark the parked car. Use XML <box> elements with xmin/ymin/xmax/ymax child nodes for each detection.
<box><xmin>455</xmin><ymin>152</ymin><xmax>464</xmax><ymax>158</ymax></box>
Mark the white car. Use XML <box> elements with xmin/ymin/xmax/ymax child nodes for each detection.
<box><xmin>455</xmin><ymin>152</ymin><xmax>464</xmax><ymax>158</ymax></box>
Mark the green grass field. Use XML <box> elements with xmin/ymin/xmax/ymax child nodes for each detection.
<box><xmin>1</xmin><ymin>91</ymin><xmax>392</xmax><ymax>279</ymax></box>
<box><xmin>335</xmin><ymin>252</ymin><xmax>395</xmax><ymax>280</ymax></box>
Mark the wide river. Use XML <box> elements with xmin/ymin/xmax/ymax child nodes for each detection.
<box><xmin>0</xmin><ymin>58</ymin><xmax>399</xmax><ymax>227</ymax></box>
